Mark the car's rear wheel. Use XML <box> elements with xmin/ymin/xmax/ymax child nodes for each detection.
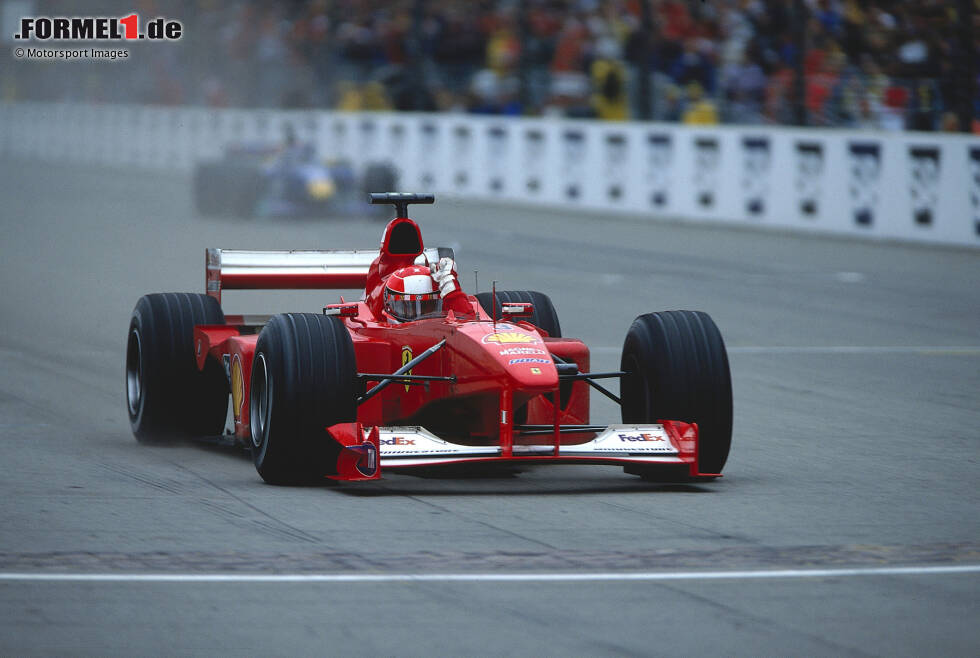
<box><xmin>127</xmin><ymin>293</ymin><xmax>229</xmax><ymax>443</ymax></box>
<box><xmin>228</xmin><ymin>164</ymin><xmax>265</xmax><ymax>217</ymax></box>
<box><xmin>192</xmin><ymin>163</ymin><xmax>223</xmax><ymax>215</ymax></box>
<box><xmin>620</xmin><ymin>310</ymin><xmax>732</xmax><ymax>476</ymax></box>
<box><xmin>475</xmin><ymin>290</ymin><xmax>562</xmax><ymax>338</ymax></box>
<box><xmin>250</xmin><ymin>313</ymin><xmax>357</xmax><ymax>485</ymax></box>
<box><xmin>363</xmin><ymin>163</ymin><xmax>398</xmax><ymax>218</ymax></box>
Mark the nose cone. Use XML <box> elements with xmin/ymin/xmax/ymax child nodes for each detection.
<box><xmin>461</xmin><ymin>322</ymin><xmax>558</xmax><ymax>390</ymax></box>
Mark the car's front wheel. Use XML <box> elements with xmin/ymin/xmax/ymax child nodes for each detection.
<box><xmin>250</xmin><ymin>313</ymin><xmax>358</xmax><ymax>484</ymax></box>
<box><xmin>620</xmin><ymin>310</ymin><xmax>732</xmax><ymax>476</ymax></box>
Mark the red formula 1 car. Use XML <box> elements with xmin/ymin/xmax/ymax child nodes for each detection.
<box><xmin>126</xmin><ymin>194</ymin><xmax>732</xmax><ymax>484</ymax></box>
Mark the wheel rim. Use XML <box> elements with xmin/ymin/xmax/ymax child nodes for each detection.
<box><xmin>250</xmin><ymin>353</ymin><xmax>271</xmax><ymax>449</ymax></box>
<box><xmin>126</xmin><ymin>328</ymin><xmax>142</xmax><ymax>417</ymax></box>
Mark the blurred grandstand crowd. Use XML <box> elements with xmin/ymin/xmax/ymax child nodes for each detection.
<box><xmin>5</xmin><ymin>0</ymin><xmax>978</xmax><ymax>131</ymax></box>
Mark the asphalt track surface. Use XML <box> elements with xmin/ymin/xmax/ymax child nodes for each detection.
<box><xmin>0</xmin><ymin>160</ymin><xmax>978</xmax><ymax>656</ymax></box>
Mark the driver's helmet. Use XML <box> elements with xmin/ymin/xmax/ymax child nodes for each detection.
<box><xmin>383</xmin><ymin>265</ymin><xmax>441</xmax><ymax>321</ymax></box>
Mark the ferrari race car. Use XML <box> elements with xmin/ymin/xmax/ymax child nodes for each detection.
<box><xmin>193</xmin><ymin>141</ymin><xmax>396</xmax><ymax>218</ymax></box>
<box><xmin>126</xmin><ymin>193</ymin><xmax>733</xmax><ymax>484</ymax></box>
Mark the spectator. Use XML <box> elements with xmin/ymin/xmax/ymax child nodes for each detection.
<box><xmin>591</xmin><ymin>37</ymin><xmax>629</xmax><ymax>120</ymax></box>
<box><xmin>721</xmin><ymin>49</ymin><xmax>767</xmax><ymax>124</ymax></box>
<box><xmin>669</xmin><ymin>38</ymin><xmax>716</xmax><ymax>94</ymax></box>
<box><xmin>6</xmin><ymin>0</ymin><xmax>975</xmax><ymax>132</ymax></box>
<box><xmin>682</xmin><ymin>82</ymin><xmax>719</xmax><ymax>124</ymax></box>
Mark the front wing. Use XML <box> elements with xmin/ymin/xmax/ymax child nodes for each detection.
<box><xmin>326</xmin><ymin>420</ymin><xmax>719</xmax><ymax>481</ymax></box>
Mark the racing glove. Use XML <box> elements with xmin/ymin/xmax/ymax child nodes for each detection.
<box><xmin>431</xmin><ymin>257</ymin><xmax>460</xmax><ymax>297</ymax></box>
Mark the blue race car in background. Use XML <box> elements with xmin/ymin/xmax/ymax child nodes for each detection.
<box><xmin>193</xmin><ymin>139</ymin><xmax>396</xmax><ymax>218</ymax></box>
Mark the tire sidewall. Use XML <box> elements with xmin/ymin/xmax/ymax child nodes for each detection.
<box><xmin>126</xmin><ymin>310</ymin><xmax>150</xmax><ymax>430</ymax></box>
<box><xmin>251</xmin><ymin>327</ymin><xmax>285</xmax><ymax>475</ymax></box>
<box><xmin>127</xmin><ymin>297</ymin><xmax>169</xmax><ymax>441</ymax></box>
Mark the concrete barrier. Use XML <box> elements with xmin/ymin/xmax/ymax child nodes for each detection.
<box><xmin>2</xmin><ymin>101</ymin><xmax>978</xmax><ymax>247</ymax></box>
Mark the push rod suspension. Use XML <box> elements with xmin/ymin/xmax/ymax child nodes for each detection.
<box><xmin>357</xmin><ymin>339</ymin><xmax>447</xmax><ymax>404</ymax></box>
<box><xmin>552</xmin><ymin>354</ymin><xmax>624</xmax><ymax>406</ymax></box>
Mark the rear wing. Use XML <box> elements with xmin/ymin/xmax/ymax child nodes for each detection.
<box><xmin>205</xmin><ymin>247</ymin><xmax>453</xmax><ymax>304</ymax></box>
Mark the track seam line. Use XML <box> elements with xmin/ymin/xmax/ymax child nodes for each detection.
<box><xmin>1</xmin><ymin>564</ymin><xmax>978</xmax><ymax>583</ymax></box>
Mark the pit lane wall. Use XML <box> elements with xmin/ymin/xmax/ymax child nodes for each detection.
<box><xmin>2</xmin><ymin>101</ymin><xmax>978</xmax><ymax>247</ymax></box>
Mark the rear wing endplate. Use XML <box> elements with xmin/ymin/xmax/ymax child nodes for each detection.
<box><xmin>206</xmin><ymin>247</ymin><xmax>452</xmax><ymax>304</ymax></box>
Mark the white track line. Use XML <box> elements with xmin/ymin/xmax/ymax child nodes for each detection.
<box><xmin>592</xmin><ymin>346</ymin><xmax>980</xmax><ymax>355</ymax></box>
<box><xmin>727</xmin><ymin>346</ymin><xmax>980</xmax><ymax>355</ymax></box>
<box><xmin>1</xmin><ymin>565</ymin><xmax>978</xmax><ymax>583</ymax></box>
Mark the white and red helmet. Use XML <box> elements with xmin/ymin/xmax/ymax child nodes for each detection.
<box><xmin>383</xmin><ymin>265</ymin><xmax>441</xmax><ymax>321</ymax></box>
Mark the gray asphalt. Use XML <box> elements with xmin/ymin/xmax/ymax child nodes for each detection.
<box><xmin>0</xmin><ymin>160</ymin><xmax>978</xmax><ymax>656</ymax></box>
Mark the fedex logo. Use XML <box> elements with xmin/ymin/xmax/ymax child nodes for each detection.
<box><xmin>618</xmin><ymin>433</ymin><xmax>665</xmax><ymax>442</ymax></box>
<box><xmin>381</xmin><ymin>437</ymin><xmax>416</xmax><ymax>446</ymax></box>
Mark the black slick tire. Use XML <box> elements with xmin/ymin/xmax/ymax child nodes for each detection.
<box><xmin>250</xmin><ymin>313</ymin><xmax>357</xmax><ymax>485</ymax></box>
<box><xmin>192</xmin><ymin>163</ymin><xmax>214</xmax><ymax>215</ymax></box>
<box><xmin>126</xmin><ymin>293</ymin><xmax>229</xmax><ymax>443</ymax></box>
<box><xmin>363</xmin><ymin>163</ymin><xmax>398</xmax><ymax>219</ymax></box>
<box><xmin>620</xmin><ymin>310</ymin><xmax>732</xmax><ymax>475</ymax></box>
<box><xmin>229</xmin><ymin>164</ymin><xmax>265</xmax><ymax>217</ymax></box>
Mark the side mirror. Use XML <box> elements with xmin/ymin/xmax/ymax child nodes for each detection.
<box><xmin>501</xmin><ymin>302</ymin><xmax>534</xmax><ymax>319</ymax></box>
<box><xmin>323</xmin><ymin>303</ymin><xmax>359</xmax><ymax>317</ymax></box>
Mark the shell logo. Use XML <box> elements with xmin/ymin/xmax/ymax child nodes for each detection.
<box><xmin>231</xmin><ymin>354</ymin><xmax>244</xmax><ymax>421</ymax></box>
<box><xmin>483</xmin><ymin>331</ymin><xmax>538</xmax><ymax>345</ymax></box>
